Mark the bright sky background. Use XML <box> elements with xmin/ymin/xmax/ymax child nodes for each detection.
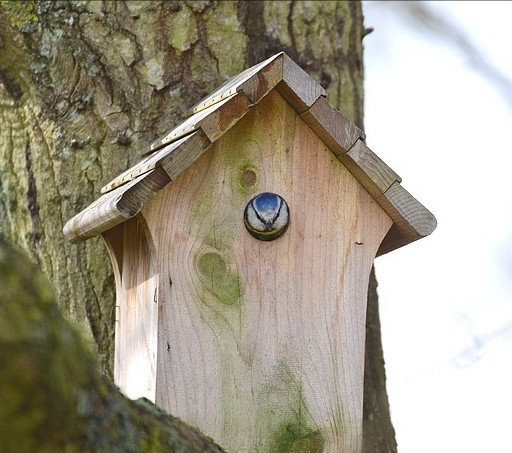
<box><xmin>363</xmin><ymin>2</ymin><xmax>512</xmax><ymax>452</ymax></box>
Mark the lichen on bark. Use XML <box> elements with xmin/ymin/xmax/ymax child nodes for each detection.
<box><xmin>0</xmin><ymin>0</ymin><xmax>38</xmax><ymax>30</ymax></box>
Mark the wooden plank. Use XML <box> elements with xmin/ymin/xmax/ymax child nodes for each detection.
<box><xmin>300</xmin><ymin>96</ymin><xmax>364</xmax><ymax>155</ymax></box>
<box><xmin>64</xmin><ymin>181</ymin><xmax>137</xmax><ymax>243</ymax></box>
<box><xmin>63</xmin><ymin>166</ymin><xmax>171</xmax><ymax>243</ymax></box>
<box><xmin>109</xmin><ymin>53</ymin><xmax>325</xmax><ymax>193</ymax></box>
<box><xmin>158</xmin><ymin>129</ymin><xmax>211</xmax><ymax>181</ymax></box>
<box><xmin>339</xmin><ymin>139</ymin><xmax>401</xmax><ymax>198</ymax></box>
<box><xmin>237</xmin><ymin>54</ymin><xmax>283</xmax><ymax>103</ymax></box>
<box><xmin>185</xmin><ymin>52</ymin><xmax>284</xmax><ymax>116</ymax></box>
<box><xmin>116</xmin><ymin>166</ymin><xmax>172</xmax><ymax>217</ymax></box>
<box><xmin>112</xmin><ymin>216</ymin><xmax>159</xmax><ymax>402</ymax></box>
<box><xmin>141</xmin><ymin>95</ymin><xmax>239</xmax><ymax>156</ymax></box>
<box><xmin>376</xmin><ymin>181</ymin><xmax>437</xmax><ymax>255</ymax></box>
<box><xmin>198</xmin><ymin>91</ymin><xmax>252</xmax><ymax>142</ymax></box>
<box><xmin>102</xmin><ymin>133</ymin><xmax>199</xmax><ymax>194</ymax></box>
<box><xmin>101</xmin><ymin>223</ymin><xmax>125</xmax><ymax>397</ymax></box>
<box><xmin>139</xmin><ymin>90</ymin><xmax>393</xmax><ymax>452</ymax></box>
<box><xmin>186</xmin><ymin>51</ymin><xmax>326</xmax><ymax>116</ymax></box>
<box><xmin>277</xmin><ymin>52</ymin><xmax>327</xmax><ymax>112</ymax></box>
<box><xmin>104</xmin><ymin>92</ymin><xmax>247</xmax><ymax>195</ymax></box>
<box><xmin>102</xmin><ymin>223</ymin><xmax>124</xmax><ymax>278</ymax></box>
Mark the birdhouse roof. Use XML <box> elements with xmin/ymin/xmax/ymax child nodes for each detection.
<box><xmin>63</xmin><ymin>52</ymin><xmax>436</xmax><ymax>255</ymax></box>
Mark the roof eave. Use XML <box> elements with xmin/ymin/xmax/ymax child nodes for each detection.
<box><xmin>63</xmin><ymin>167</ymin><xmax>171</xmax><ymax>243</ymax></box>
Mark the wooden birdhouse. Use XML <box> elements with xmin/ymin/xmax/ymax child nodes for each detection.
<box><xmin>64</xmin><ymin>52</ymin><xmax>435</xmax><ymax>452</ymax></box>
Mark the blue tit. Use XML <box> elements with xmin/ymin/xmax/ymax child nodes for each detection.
<box><xmin>244</xmin><ymin>192</ymin><xmax>290</xmax><ymax>241</ymax></box>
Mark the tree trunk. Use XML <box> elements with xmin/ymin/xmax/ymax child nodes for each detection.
<box><xmin>0</xmin><ymin>1</ymin><xmax>396</xmax><ymax>451</ymax></box>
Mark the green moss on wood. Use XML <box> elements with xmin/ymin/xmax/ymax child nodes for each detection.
<box><xmin>195</xmin><ymin>248</ymin><xmax>243</xmax><ymax>308</ymax></box>
<box><xmin>253</xmin><ymin>361</ymin><xmax>327</xmax><ymax>453</ymax></box>
<box><xmin>270</xmin><ymin>423</ymin><xmax>325</xmax><ymax>453</ymax></box>
<box><xmin>223</xmin><ymin>138</ymin><xmax>263</xmax><ymax>201</ymax></box>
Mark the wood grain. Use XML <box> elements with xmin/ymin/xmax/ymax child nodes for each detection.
<box><xmin>105</xmin><ymin>216</ymin><xmax>159</xmax><ymax>401</ymax></box>
<box><xmin>141</xmin><ymin>94</ymin><xmax>240</xmax><ymax>156</ymax></box>
<box><xmin>340</xmin><ymin>139</ymin><xmax>401</xmax><ymax>198</ymax></box>
<box><xmin>376</xmin><ymin>181</ymin><xmax>437</xmax><ymax>256</ymax></box>
<box><xmin>278</xmin><ymin>52</ymin><xmax>327</xmax><ymax>112</ymax></box>
<box><xmin>137</xmin><ymin>52</ymin><xmax>284</xmax><ymax>159</ymax></box>
<box><xmin>300</xmin><ymin>96</ymin><xmax>364</xmax><ymax>155</ymax></box>
<box><xmin>186</xmin><ymin>51</ymin><xmax>327</xmax><ymax>114</ymax></box>
<box><xmin>198</xmin><ymin>92</ymin><xmax>252</xmax><ymax>142</ymax></box>
<box><xmin>135</xmin><ymin>90</ymin><xmax>393</xmax><ymax>452</ymax></box>
<box><xmin>63</xmin><ymin>167</ymin><xmax>171</xmax><ymax>243</ymax></box>
<box><xmin>105</xmin><ymin>93</ymin><xmax>249</xmax><ymax>194</ymax></box>
<box><xmin>158</xmin><ymin>130</ymin><xmax>211</xmax><ymax>181</ymax></box>
<box><xmin>141</xmin><ymin>52</ymin><xmax>325</xmax><ymax>156</ymax></box>
<box><xmin>101</xmin><ymin>133</ymin><xmax>202</xmax><ymax>194</ymax></box>
<box><xmin>187</xmin><ymin>52</ymin><xmax>284</xmax><ymax>116</ymax></box>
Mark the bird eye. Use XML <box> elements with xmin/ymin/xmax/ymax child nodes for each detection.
<box><xmin>244</xmin><ymin>192</ymin><xmax>290</xmax><ymax>241</ymax></box>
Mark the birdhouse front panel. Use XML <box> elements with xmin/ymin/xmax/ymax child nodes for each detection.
<box><xmin>133</xmin><ymin>90</ymin><xmax>393</xmax><ymax>452</ymax></box>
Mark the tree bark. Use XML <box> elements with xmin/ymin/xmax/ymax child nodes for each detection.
<box><xmin>0</xmin><ymin>1</ymin><xmax>396</xmax><ymax>450</ymax></box>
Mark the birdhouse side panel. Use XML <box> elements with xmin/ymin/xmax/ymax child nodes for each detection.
<box><xmin>142</xmin><ymin>90</ymin><xmax>393</xmax><ymax>452</ymax></box>
<box><xmin>104</xmin><ymin>216</ymin><xmax>159</xmax><ymax>402</ymax></box>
